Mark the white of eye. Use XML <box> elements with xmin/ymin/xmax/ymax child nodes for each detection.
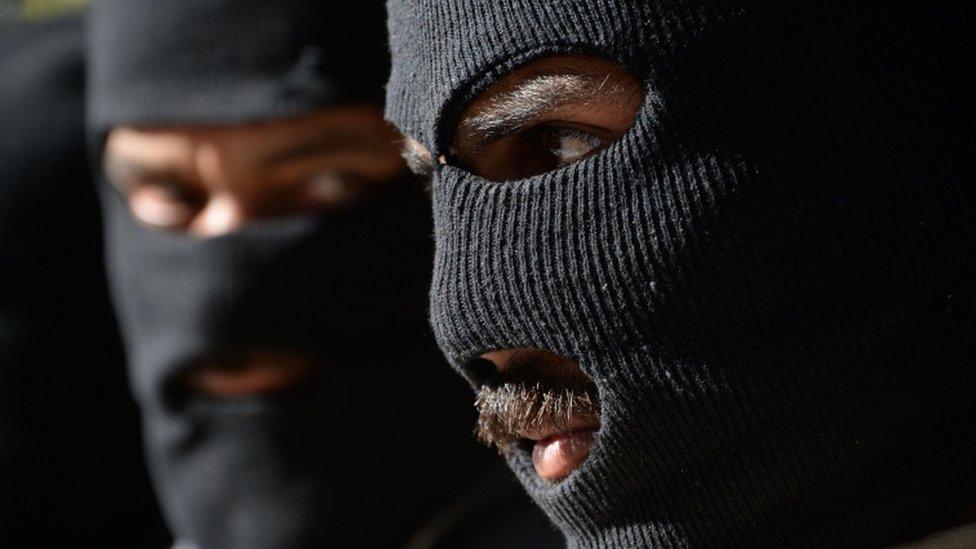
<box><xmin>552</xmin><ymin>130</ymin><xmax>604</xmax><ymax>165</ymax></box>
<box><xmin>129</xmin><ymin>187</ymin><xmax>194</xmax><ymax>228</ymax></box>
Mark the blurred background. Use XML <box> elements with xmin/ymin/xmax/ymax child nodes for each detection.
<box><xmin>1</xmin><ymin>0</ymin><xmax>87</xmax><ymax>20</ymax></box>
<box><xmin>1</xmin><ymin>0</ymin><xmax>167</xmax><ymax>546</ymax></box>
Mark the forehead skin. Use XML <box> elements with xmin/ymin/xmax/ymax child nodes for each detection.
<box><xmin>456</xmin><ymin>55</ymin><xmax>641</xmax><ymax>139</ymax></box>
<box><xmin>456</xmin><ymin>54</ymin><xmax>642</xmax><ymax>146</ymax></box>
<box><xmin>104</xmin><ymin>105</ymin><xmax>402</xmax><ymax>185</ymax></box>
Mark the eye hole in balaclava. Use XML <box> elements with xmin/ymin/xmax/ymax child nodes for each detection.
<box><xmin>445</xmin><ymin>54</ymin><xmax>644</xmax><ymax>182</ymax></box>
<box><xmin>102</xmin><ymin>105</ymin><xmax>405</xmax><ymax>237</ymax></box>
<box><xmin>177</xmin><ymin>349</ymin><xmax>318</xmax><ymax>400</ymax></box>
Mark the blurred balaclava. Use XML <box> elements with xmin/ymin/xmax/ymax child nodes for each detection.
<box><xmin>385</xmin><ymin>1</ymin><xmax>976</xmax><ymax>547</ymax></box>
<box><xmin>0</xmin><ymin>10</ymin><xmax>164</xmax><ymax>546</ymax></box>
<box><xmin>88</xmin><ymin>1</ymin><xmax>482</xmax><ymax>547</ymax></box>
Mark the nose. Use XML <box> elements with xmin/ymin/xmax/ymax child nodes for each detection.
<box><xmin>187</xmin><ymin>140</ymin><xmax>261</xmax><ymax>238</ymax></box>
<box><xmin>188</xmin><ymin>193</ymin><xmax>249</xmax><ymax>237</ymax></box>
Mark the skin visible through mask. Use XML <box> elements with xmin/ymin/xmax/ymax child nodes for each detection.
<box><xmin>403</xmin><ymin>54</ymin><xmax>644</xmax><ymax>182</ymax></box>
<box><xmin>104</xmin><ymin>105</ymin><xmax>404</xmax><ymax>237</ymax></box>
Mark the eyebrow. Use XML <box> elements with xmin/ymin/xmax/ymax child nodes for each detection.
<box><xmin>103</xmin><ymin>157</ymin><xmax>188</xmax><ymax>191</ymax></box>
<box><xmin>400</xmin><ymin>137</ymin><xmax>436</xmax><ymax>178</ymax></box>
<box><xmin>455</xmin><ymin>73</ymin><xmax>612</xmax><ymax>150</ymax></box>
<box><xmin>259</xmin><ymin>131</ymin><xmax>385</xmax><ymax>168</ymax></box>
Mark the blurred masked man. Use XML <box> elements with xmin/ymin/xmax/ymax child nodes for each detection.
<box><xmin>85</xmin><ymin>1</ymin><xmax>561</xmax><ymax>547</ymax></box>
<box><xmin>384</xmin><ymin>1</ymin><xmax>976</xmax><ymax>547</ymax></box>
<box><xmin>0</xmin><ymin>3</ymin><xmax>164</xmax><ymax>546</ymax></box>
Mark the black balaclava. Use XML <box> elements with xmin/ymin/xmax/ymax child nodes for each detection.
<box><xmin>0</xmin><ymin>10</ymin><xmax>165</xmax><ymax>547</ymax></box>
<box><xmin>386</xmin><ymin>1</ymin><xmax>976</xmax><ymax>547</ymax></box>
<box><xmin>88</xmin><ymin>1</ymin><xmax>484</xmax><ymax>547</ymax></box>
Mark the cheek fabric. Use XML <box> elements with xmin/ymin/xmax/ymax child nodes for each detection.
<box><xmin>98</xmin><ymin>187</ymin><xmax>481</xmax><ymax>548</ymax></box>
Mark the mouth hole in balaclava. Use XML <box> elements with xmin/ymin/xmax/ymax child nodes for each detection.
<box><xmin>177</xmin><ymin>349</ymin><xmax>320</xmax><ymax>400</ymax></box>
<box><xmin>467</xmin><ymin>348</ymin><xmax>602</xmax><ymax>483</ymax></box>
<box><xmin>440</xmin><ymin>54</ymin><xmax>644</xmax><ymax>183</ymax></box>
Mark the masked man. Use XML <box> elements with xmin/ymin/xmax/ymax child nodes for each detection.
<box><xmin>385</xmin><ymin>1</ymin><xmax>976</xmax><ymax>547</ymax></box>
<box><xmin>84</xmin><ymin>1</ymin><xmax>554</xmax><ymax>547</ymax></box>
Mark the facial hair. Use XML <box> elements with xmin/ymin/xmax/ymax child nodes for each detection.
<box><xmin>473</xmin><ymin>356</ymin><xmax>601</xmax><ymax>452</ymax></box>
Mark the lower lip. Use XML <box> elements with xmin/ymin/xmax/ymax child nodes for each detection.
<box><xmin>531</xmin><ymin>428</ymin><xmax>598</xmax><ymax>482</ymax></box>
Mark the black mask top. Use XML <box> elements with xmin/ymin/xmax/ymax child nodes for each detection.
<box><xmin>88</xmin><ymin>0</ymin><xmax>387</xmax><ymax>127</ymax></box>
<box><xmin>385</xmin><ymin>1</ymin><xmax>976</xmax><ymax>547</ymax></box>
<box><xmin>88</xmin><ymin>1</ymin><xmax>484</xmax><ymax>547</ymax></box>
<box><xmin>0</xmin><ymin>10</ymin><xmax>164</xmax><ymax>546</ymax></box>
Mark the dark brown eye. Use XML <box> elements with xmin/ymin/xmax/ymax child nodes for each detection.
<box><xmin>529</xmin><ymin>124</ymin><xmax>607</xmax><ymax>168</ymax></box>
<box><xmin>447</xmin><ymin>54</ymin><xmax>644</xmax><ymax>183</ymax></box>
<box><xmin>127</xmin><ymin>182</ymin><xmax>204</xmax><ymax>229</ymax></box>
<box><xmin>300</xmin><ymin>172</ymin><xmax>371</xmax><ymax>211</ymax></box>
<box><xmin>453</xmin><ymin>123</ymin><xmax>610</xmax><ymax>182</ymax></box>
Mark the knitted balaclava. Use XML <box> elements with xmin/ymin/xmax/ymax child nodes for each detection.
<box><xmin>0</xmin><ymin>11</ymin><xmax>164</xmax><ymax>546</ymax></box>
<box><xmin>385</xmin><ymin>1</ymin><xmax>976</xmax><ymax>547</ymax></box>
<box><xmin>88</xmin><ymin>1</ymin><xmax>482</xmax><ymax>547</ymax></box>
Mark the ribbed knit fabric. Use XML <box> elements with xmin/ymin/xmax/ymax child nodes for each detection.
<box><xmin>386</xmin><ymin>2</ymin><xmax>976</xmax><ymax>547</ymax></box>
<box><xmin>88</xmin><ymin>0</ymin><xmax>388</xmax><ymax>128</ymax></box>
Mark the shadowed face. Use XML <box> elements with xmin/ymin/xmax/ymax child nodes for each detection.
<box><xmin>104</xmin><ymin>105</ymin><xmax>404</xmax><ymax>237</ymax></box>
<box><xmin>103</xmin><ymin>105</ymin><xmax>407</xmax><ymax>399</ymax></box>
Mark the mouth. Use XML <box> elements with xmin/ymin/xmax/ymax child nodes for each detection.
<box><xmin>520</xmin><ymin>422</ymin><xmax>600</xmax><ymax>482</ymax></box>
<box><xmin>473</xmin><ymin>348</ymin><xmax>602</xmax><ymax>483</ymax></box>
<box><xmin>181</xmin><ymin>349</ymin><xmax>316</xmax><ymax>398</ymax></box>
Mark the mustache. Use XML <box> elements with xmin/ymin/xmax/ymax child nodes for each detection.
<box><xmin>473</xmin><ymin>354</ymin><xmax>601</xmax><ymax>452</ymax></box>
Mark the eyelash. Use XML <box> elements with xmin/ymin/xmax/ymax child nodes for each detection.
<box><xmin>516</xmin><ymin>123</ymin><xmax>608</xmax><ymax>167</ymax></box>
<box><xmin>447</xmin><ymin>121</ymin><xmax>615</xmax><ymax>183</ymax></box>
<box><xmin>143</xmin><ymin>181</ymin><xmax>207</xmax><ymax>207</ymax></box>
<box><xmin>149</xmin><ymin>181</ymin><xmax>191</xmax><ymax>200</ymax></box>
<box><xmin>543</xmin><ymin>126</ymin><xmax>605</xmax><ymax>164</ymax></box>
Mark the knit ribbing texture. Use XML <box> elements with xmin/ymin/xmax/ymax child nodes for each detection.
<box><xmin>88</xmin><ymin>0</ymin><xmax>389</xmax><ymax>128</ymax></box>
